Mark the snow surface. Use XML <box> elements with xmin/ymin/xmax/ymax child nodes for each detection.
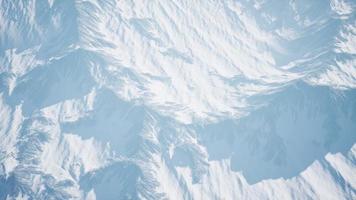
<box><xmin>0</xmin><ymin>0</ymin><xmax>356</xmax><ymax>199</ymax></box>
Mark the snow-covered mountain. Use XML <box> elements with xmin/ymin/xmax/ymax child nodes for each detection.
<box><xmin>0</xmin><ymin>0</ymin><xmax>355</xmax><ymax>199</ymax></box>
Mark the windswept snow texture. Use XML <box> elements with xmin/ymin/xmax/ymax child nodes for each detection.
<box><xmin>1</xmin><ymin>0</ymin><xmax>356</xmax><ymax>199</ymax></box>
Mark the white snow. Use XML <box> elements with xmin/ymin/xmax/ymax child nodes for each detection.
<box><xmin>0</xmin><ymin>0</ymin><xmax>355</xmax><ymax>199</ymax></box>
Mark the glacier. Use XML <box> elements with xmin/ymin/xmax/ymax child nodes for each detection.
<box><xmin>0</xmin><ymin>0</ymin><xmax>356</xmax><ymax>199</ymax></box>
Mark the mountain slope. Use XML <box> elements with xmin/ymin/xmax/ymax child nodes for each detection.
<box><xmin>1</xmin><ymin>0</ymin><xmax>356</xmax><ymax>199</ymax></box>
